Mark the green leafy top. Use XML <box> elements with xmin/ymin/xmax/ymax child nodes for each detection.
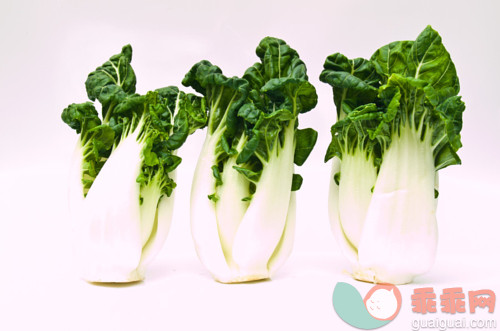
<box><xmin>236</xmin><ymin>37</ymin><xmax>318</xmax><ymax>182</ymax></box>
<box><xmin>321</xmin><ymin>26</ymin><xmax>465</xmax><ymax>170</ymax></box>
<box><xmin>182</xmin><ymin>60</ymin><xmax>249</xmax><ymax>138</ymax></box>
<box><xmin>85</xmin><ymin>45</ymin><xmax>137</xmax><ymax>102</ymax></box>
<box><xmin>62</xmin><ymin>45</ymin><xmax>206</xmax><ymax>197</ymax></box>
<box><xmin>319</xmin><ymin>53</ymin><xmax>380</xmax><ymax>120</ymax></box>
<box><xmin>183</xmin><ymin>37</ymin><xmax>318</xmax><ymax>195</ymax></box>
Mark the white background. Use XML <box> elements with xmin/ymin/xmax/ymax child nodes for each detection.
<box><xmin>1</xmin><ymin>0</ymin><xmax>499</xmax><ymax>330</ymax></box>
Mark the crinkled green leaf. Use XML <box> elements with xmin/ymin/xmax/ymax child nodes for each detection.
<box><xmin>261</xmin><ymin>78</ymin><xmax>317</xmax><ymax>115</ymax></box>
<box><xmin>320</xmin><ymin>53</ymin><xmax>380</xmax><ymax>119</ymax></box>
<box><xmin>324</xmin><ymin>103</ymin><xmax>382</xmax><ymax>163</ymax></box>
<box><xmin>432</xmin><ymin>95</ymin><xmax>465</xmax><ymax>170</ymax></box>
<box><xmin>61</xmin><ymin>102</ymin><xmax>101</xmax><ymax>135</ymax></box>
<box><xmin>370</xmin><ymin>41</ymin><xmax>413</xmax><ymax>82</ymax></box>
<box><xmin>254</xmin><ymin>37</ymin><xmax>308</xmax><ymax>81</ymax></box>
<box><xmin>182</xmin><ymin>60</ymin><xmax>248</xmax><ymax>137</ymax></box>
<box><xmin>409</xmin><ymin>25</ymin><xmax>460</xmax><ymax>100</ymax></box>
<box><xmin>238</xmin><ymin>103</ymin><xmax>260</xmax><ymax>124</ymax></box>
<box><xmin>85</xmin><ymin>45</ymin><xmax>136</xmax><ymax>102</ymax></box>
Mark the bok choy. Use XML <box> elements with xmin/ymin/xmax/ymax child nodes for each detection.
<box><xmin>62</xmin><ymin>45</ymin><xmax>206</xmax><ymax>282</ymax></box>
<box><xmin>320</xmin><ymin>26</ymin><xmax>465</xmax><ymax>284</ymax></box>
<box><xmin>186</xmin><ymin>37</ymin><xmax>318</xmax><ymax>283</ymax></box>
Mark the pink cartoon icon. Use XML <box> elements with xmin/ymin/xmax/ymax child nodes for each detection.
<box><xmin>364</xmin><ymin>284</ymin><xmax>402</xmax><ymax>321</ymax></box>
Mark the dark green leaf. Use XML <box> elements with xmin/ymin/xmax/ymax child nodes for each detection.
<box><xmin>233</xmin><ymin>166</ymin><xmax>260</xmax><ymax>183</ymax></box>
<box><xmin>165</xmin><ymin>110</ymin><xmax>189</xmax><ymax>150</ymax></box>
<box><xmin>320</xmin><ymin>53</ymin><xmax>380</xmax><ymax>118</ymax></box>
<box><xmin>85</xmin><ymin>45</ymin><xmax>136</xmax><ymax>101</ymax></box>
<box><xmin>236</xmin><ymin>133</ymin><xmax>260</xmax><ymax>164</ymax></box>
<box><xmin>261</xmin><ymin>78</ymin><xmax>318</xmax><ymax>115</ymax></box>
<box><xmin>221</xmin><ymin>133</ymin><xmax>238</xmax><ymax>156</ymax></box>
<box><xmin>409</xmin><ymin>26</ymin><xmax>460</xmax><ymax>100</ymax></box>
<box><xmin>291</xmin><ymin>173</ymin><xmax>303</xmax><ymax>191</ymax></box>
<box><xmin>294</xmin><ymin>128</ymin><xmax>318</xmax><ymax>166</ymax></box>
<box><xmin>61</xmin><ymin>102</ymin><xmax>101</xmax><ymax>135</ymax></box>
<box><xmin>238</xmin><ymin>103</ymin><xmax>260</xmax><ymax>124</ymax></box>
<box><xmin>333</xmin><ymin>172</ymin><xmax>340</xmax><ymax>186</ymax></box>
<box><xmin>182</xmin><ymin>60</ymin><xmax>248</xmax><ymax>136</ymax></box>
<box><xmin>211</xmin><ymin>165</ymin><xmax>223</xmax><ymax>186</ymax></box>
<box><xmin>370</xmin><ymin>41</ymin><xmax>413</xmax><ymax>82</ymax></box>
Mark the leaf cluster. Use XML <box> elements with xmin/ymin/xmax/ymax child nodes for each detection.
<box><xmin>62</xmin><ymin>45</ymin><xmax>207</xmax><ymax>196</ymax></box>
<box><xmin>320</xmin><ymin>26</ymin><xmax>465</xmax><ymax>170</ymax></box>
<box><xmin>182</xmin><ymin>37</ymin><xmax>319</xmax><ymax>193</ymax></box>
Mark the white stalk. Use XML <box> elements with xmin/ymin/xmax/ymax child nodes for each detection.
<box><xmin>356</xmin><ymin>125</ymin><xmax>438</xmax><ymax>284</ymax></box>
<box><xmin>190</xmin><ymin>133</ymin><xmax>234</xmax><ymax>282</ymax></box>
<box><xmin>74</xmin><ymin>129</ymin><xmax>144</xmax><ymax>282</ymax></box>
<box><xmin>328</xmin><ymin>157</ymin><xmax>359</xmax><ymax>265</ymax></box>
<box><xmin>215</xmin><ymin>156</ymin><xmax>250</xmax><ymax>268</ymax></box>
<box><xmin>231</xmin><ymin>122</ymin><xmax>295</xmax><ymax>279</ymax></box>
<box><xmin>139</xmin><ymin>171</ymin><xmax>176</xmax><ymax>267</ymax></box>
<box><xmin>191</xmin><ymin>123</ymin><xmax>297</xmax><ymax>283</ymax></box>
<box><xmin>267</xmin><ymin>192</ymin><xmax>296</xmax><ymax>275</ymax></box>
<box><xmin>70</xmin><ymin>125</ymin><xmax>177</xmax><ymax>282</ymax></box>
<box><xmin>139</xmin><ymin>173</ymin><xmax>163</xmax><ymax>246</ymax></box>
<box><xmin>338</xmin><ymin>148</ymin><xmax>377</xmax><ymax>248</ymax></box>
